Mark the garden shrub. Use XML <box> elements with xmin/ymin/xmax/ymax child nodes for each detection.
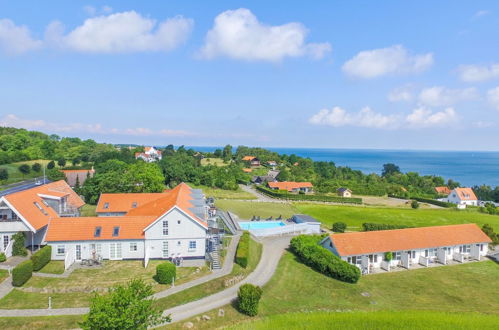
<box><xmin>332</xmin><ymin>222</ymin><xmax>347</xmax><ymax>233</ymax></box>
<box><xmin>156</xmin><ymin>262</ymin><xmax>176</xmax><ymax>284</ymax></box>
<box><xmin>31</xmin><ymin>246</ymin><xmax>52</xmax><ymax>271</ymax></box>
<box><xmin>482</xmin><ymin>224</ymin><xmax>499</xmax><ymax>245</ymax></box>
<box><xmin>411</xmin><ymin>200</ymin><xmax>420</xmax><ymax>209</ymax></box>
<box><xmin>362</xmin><ymin>223</ymin><xmax>411</xmax><ymax>231</ymax></box>
<box><xmin>0</xmin><ymin>252</ymin><xmax>6</xmax><ymax>262</ymax></box>
<box><xmin>290</xmin><ymin>235</ymin><xmax>360</xmax><ymax>284</ymax></box>
<box><xmin>12</xmin><ymin>260</ymin><xmax>33</xmax><ymax>287</ymax></box>
<box><xmin>235</xmin><ymin>231</ymin><xmax>250</xmax><ymax>268</ymax></box>
<box><xmin>384</xmin><ymin>252</ymin><xmax>393</xmax><ymax>261</ymax></box>
<box><xmin>12</xmin><ymin>232</ymin><xmax>27</xmax><ymax>257</ymax></box>
<box><xmin>237</xmin><ymin>284</ymin><xmax>263</xmax><ymax>316</ymax></box>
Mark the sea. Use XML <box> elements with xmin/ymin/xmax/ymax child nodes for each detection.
<box><xmin>189</xmin><ymin>147</ymin><xmax>499</xmax><ymax>187</ymax></box>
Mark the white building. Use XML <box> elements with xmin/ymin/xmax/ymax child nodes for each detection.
<box><xmin>446</xmin><ymin>187</ymin><xmax>478</xmax><ymax>208</ymax></box>
<box><xmin>0</xmin><ymin>180</ymin><xmax>84</xmax><ymax>256</ymax></box>
<box><xmin>46</xmin><ymin>183</ymin><xmax>209</xmax><ymax>266</ymax></box>
<box><xmin>135</xmin><ymin>146</ymin><xmax>163</xmax><ymax>162</ymax></box>
<box><xmin>320</xmin><ymin>224</ymin><xmax>491</xmax><ymax>275</ymax></box>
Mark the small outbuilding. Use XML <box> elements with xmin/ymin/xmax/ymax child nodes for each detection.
<box><xmin>291</xmin><ymin>214</ymin><xmax>321</xmax><ymax>234</ymax></box>
<box><xmin>337</xmin><ymin>188</ymin><xmax>352</xmax><ymax>198</ymax></box>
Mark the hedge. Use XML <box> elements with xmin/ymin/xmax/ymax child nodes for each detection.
<box><xmin>362</xmin><ymin>223</ymin><xmax>411</xmax><ymax>231</ymax></box>
<box><xmin>156</xmin><ymin>262</ymin><xmax>176</xmax><ymax>284</ymax></box>
<box><xmin>256</xmin><ymin>186</ymin><xmax>362</xmax><ymax>204</ymax></box>
<box><xmin>0</xmin><ymin>252</ymin><xmax>6</xmax><ymax>262</ymax></box>
<box><xmin>290</xmin><ymin>235</ymin><xmax>360</xmax><ymax>284</ymax></box>
<box><xmin>238</xmin><ymin>284</ymin><xmax>263</xmax><ymax>316</ymax></box>
<box><xmin>31</xmin><ymin>246</ymin><xmax>51</xmax><ymax>271</ymax></box>
<box><xmin>332</xmin><ymin>222</ymin><xmax>347</xmax><ymax>233</ymax></box>
<box><xmin>12</xmin><ymin>260</ymin><xmax>33</xmax><ymax>287</ymax></box>
<box><xmin>235</xmin><ymin>231</ymin><xmax>250</xmax><ymax>268</ymax></box>
<box><xmin>388</xmin><ymin>194</ymin><xmax>454</xmax><ymax>208</ymax></box>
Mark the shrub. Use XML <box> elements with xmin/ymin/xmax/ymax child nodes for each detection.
<box><xmin>482</xmin><ymin>224</ymin><xmax>499</xmax><ymax>245</ymax></box>
<box><xmin>411</xmin><ymin>200</ymin><xmax>420</xmax><ymax>209</ymax></box>
<box><xmin>362</xmin><ymin>223</ymin><xmax>411</xmax><ymax>231</ymax></box>
<box><xmin>12</xmin><ymin>260</ymin><xmax>33</xmax><ymax>287</ymax></box>
<box><xmin>238</xmin><ymin>284</ymin><xmax>263</xmax><ymax>316</ymax></box>
<box><xmin>31</xmin><ymin>246</ymin><xmax>51</xmax><ymax>271</ymax></box>
<box><xmin>384</xmin><ymin>252</ymin><xmax>393</xmax><ymax>261</ymax></box>
<box><xmin>0</xmin><ymin>252</ymin><xmax>6</xmax><ymax>262</ymax></box>
<box><xmin>256</xmin><ymin>186</ymin><xmax>362</xmax><ymax>204</ymax></box>
<box><xmin>12</xmin><ymin>232</ymin><xmax>27</xmax><ymax>257</ymax></box>
<box><xmin>388</xmin><ymin>194</ymin><xmax>454</xmax><ymax>208</ymax></box>
<box><xmin>47</xmin><ymin>160</ymin><xmax>55</xmax><ymax>169</ymax></box>
<box><xmin>235</xmin><ymin>231</ymin><xmax>250</xmax><ymax>268</ymax></box>
<box><xmin>332</xmin><ymin>222</ymin><xmax>347</xmax><ymax>233</ymax></box>
<box><xmin>156</xmin><ymin>262</ymin><xmax>176</xmax><ymax>284</ymax></box>
<box><xmin>290</xmin><ymin>235</ymin><xmax>360</xmax><ymax>284</ymax></box>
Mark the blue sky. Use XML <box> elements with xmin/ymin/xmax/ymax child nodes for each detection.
<box><xmin>1</xmin><ymin>1</ymin><xmax>499</xmax><ymax>150</ymax></box>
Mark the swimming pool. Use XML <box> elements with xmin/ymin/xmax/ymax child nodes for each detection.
<box><xmin>239</xmin><ymin>221</ymin><xmax>286</xmax><ymax>230</ymax></box>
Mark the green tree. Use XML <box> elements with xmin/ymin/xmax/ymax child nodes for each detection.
<box><xmin>12</xmin><ymin>232</ymin><xmax>27</xmax><ymax>257</ymax></box>
<box><xmin>18</xmin><ymin>164</ymin><xmax>30</xmax><ymax>178</ymax></box>
<box><xmin>47</xmin><ymin>168</ymin><xmax>65</xmax><ymax>181</ymax></box>
<box><xmin>411</xmin><ymin>200</ymin><xmax>420</xmax><ymax>209</ymax></box>
<box><xmin>382</xmin><ymin>163</ymin><xmax>401</xmax><ymax>177</ymax></box>
<box><xmin>213</xmin><ymin>149</ymin><xmax>222</xmax><ymax>158</ymax></box>
<box><xmin>31</xmin><ymin>162</ymin><xmax>42</xmax><ymax>173</ymax></box>
<box><xmin>332</xmin><ymin>222</ymin><xmax>347</xmax><ymax>233</ymax></box>
<box><xmin>57</xmin><ymin>158</ymin><xmax>66</xmax><ymax>167</ymax></box>
<box><xmin>47</xmin><ymin>160</ymin><xmax>55</xmax><ymax>169</ymax></box>
<box><xmin>124</xmin><ymin>162</ymin><xmax>165</xmax><ymax>193</ymax></box>
<box><xmin>72</xmin><ymin>158</ymin><xmax>81</xmax><ymax>166</ymax></box>
<box><xmin>222</xmin><ymin>144</ymin><xmax>233</xmax><ymax>161</ymax></box>
<box><xmin>237</xmin><ymin>284</ymin><xmax>263</xmax><ymax>316</ymax></box>
<box><xmin>80</xmin><ymin>279</ymin><xmax>170</xmax><ymax>330</ymax></box>
<box><xmin>0</xmin><ymin>168</ymin><xmax>8</xmax><ymax>181</ymax></box>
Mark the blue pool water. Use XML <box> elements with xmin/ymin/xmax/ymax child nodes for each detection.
<box><xmin>239</xmin><ymin>221</ymin><xmax>286</xmax><ymax>230</ymax></box>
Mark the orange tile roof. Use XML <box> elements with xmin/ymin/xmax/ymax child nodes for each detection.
<box><xmin>3</xmin><ymin>180</ymin><xmax>84</xmax><ymax>231</ymax></box>
<box><xmin>243</xmin><ymin>168</ymin><xmax>253</xmax><ymax>173</ymax></box>
<box><xmin>242</xmin><ymin>156</ymin><xmax>256</xmax><ymax>161</ymax></box>
<box><xmin>329</xmin><ymin>224</ymin><xmax>491</xmax><ymax>256</ymax></box>
<box><xmin>268</xmin><ymin>181</ymin><xmax>313</xmax><ymax>192</ymax></box>
<box><xmin>96</xmin><ymin>193</ymin><xmax>169</xmax><ymax>213</ymax></box>
<box><xmin>45</xmin><ymin>216</ymin><xmax>156</xmax><ymax>241</ymax></box>
<box><xmin>453</xmin><ymin>188</ymin><xmax>478</xmax><ymax>201</ymax></box>
<box><xmin>435</xmin><ymin>186</ymin><xmax>451</xmax><ymax>195</ymax></box>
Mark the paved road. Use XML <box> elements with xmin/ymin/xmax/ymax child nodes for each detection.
<box><xmin>0</xmin><ymin>178</ymin><xmax>51</xmax><ymax>197</ymax></box>
<box><xmin>163</xmin><ymin>235</ymin><xmax>291</xmax><ymax>323</ymax></box>
<box><xmin>238</xmin><ymin>184</ymin><xmax>287</xmax><ymax>203</ymax></box>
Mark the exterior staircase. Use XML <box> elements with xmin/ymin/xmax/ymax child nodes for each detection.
<box><xmin>210</xmin><ymin>241</ymin><xmax>221</xmax><ymax>270</ymax></box>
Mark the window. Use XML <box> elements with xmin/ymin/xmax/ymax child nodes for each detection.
<box><xmin>162</xmin><ymin>241</ymin><xmax>169</xmax><ymax>258</ymax></box>
<box><xmin>425</xmin><ymin>248</ymin><xmax>437</xmax><ymax>258</ymax></box>
<box><xmin>57</xmin><ymin>245</ymin><xmax>65</xmax><ymax>255</ymax></box>
<box><xmin>189</xmin><ymin>241</ymin><xmax>196</xmax><ymax>251</ymax></box>
<box><xmin>94</xmin><ymin>226</ymin><xmax>102</xmax><ymax>238</ymax></box>
<box><xmin>393</xmin><ymin>252</ymin><xmax>401</xmax><ymax>260</ymax></box>
<box><xmin>480</xmin><ymin>244</ymin><xmax>483</xmax><ymax>252</ymax></box>
<box><xmin>130</xmin><ymin>242</ymin><xmax>138</xmax><ymax>252</ymax></box>
<box><xmin>177</xmin><ymin>220</ymin><xmax>181</xmax><ymax>225</ymax></box>
<box><xmin>460</xmin><ymin>245</ymin><xmax>471</xmax><ymax>254</ymax></box>
<box><xmin>112</xmin><ymin>226</ymin><xmax>120</xmax><ymax>237</ymax></box>
<box><xmin>3</xmin><ymin>235</ymin><xmax>9</xmax><ymax>249</ymax></box>
<box><xmin>11</xmin><ymin>212</ymin><xmax>18</xmax><ymax>220</ymax></box>
<box><xmin>104</xmin><ymin>202</ymin><xmax>109</xmax><ymax>209</ymax></box>
<box><xmin>162</xmin><ymin>221</ymin><xmax>168</xmax><ymax>235</ymax></box>
<box><xmin>132</xmin><ymin>202</ymin><xmax>137</xmax><ymax>208</ymax></box>
<box><xmin>178</xmin><ymin>241</ymin><xmax>181</xmax><ymax>246</ymax></box>
<box><xmin>33</xmin><ymin>202</ymin><xmax>48</xmax><ymax>215</ymax></box>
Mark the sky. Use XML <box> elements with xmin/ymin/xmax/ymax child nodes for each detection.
<box><xmin>1</xmin><ymin>1</ymin><xmax>499</xmax><ymax>150</ymax></box>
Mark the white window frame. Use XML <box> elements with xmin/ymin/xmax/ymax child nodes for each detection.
<box><xmin>163</xmin><ymin>221</ymin><xmax>169</xmax><ymax>236</ymax></box>
<box><xmin>57</xmin><ymin>245</ymin><xmax>65</xmax><ymax>255</ymax></box>
<box><xmin>162</xmin><ymin>241</ymin><xmax>169</xmax><ymax>258</ymax></box>
<box><xmin>188</xmin><ymin>240</ymin><xmax>196</xmax><ymax>251</ymax></box>
<box><xmin>129</xmin><ymin>242</ymin><xmax>138</xmax><ymax>252</ymax></box>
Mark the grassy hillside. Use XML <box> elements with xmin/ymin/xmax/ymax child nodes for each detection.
<box><xmin>200</xmin><ymin>158</ymin><xmax>229</xmax><ymax>166</ymax></box>
<box><xmin>295</xmin><ymin>203</ymin><xmax>499</xmax><ymax>231</ymax></box>
<box><xmin>195</xmin><ymin>185</ymin><xmax>257</xmax><ymax>200</ymax></box>
<box><xmin>0</xmin><ymin>159</ymin><xmax>56</xmax><ymax>185</ymax></box>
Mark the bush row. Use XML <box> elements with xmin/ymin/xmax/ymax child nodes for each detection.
<box><xmin>290</xmin><ymin>235</ymin><xmax>360</xmax><ymax>283</ymax></box>
<box><xmin>12</xmin><ymin>260</ymin><xmax>33</xmax><ymax>287</ymax></box>
<box><xmin>362</xmin><ymin>223</ymin><xmax>411</xmax><ymax>231</ymax></box>
<box><xmin>156</xmin><ymin>261</ymin><xmax>176</xmax><ymax>284</ymax></box>
<box><xmin>256</xmin><ymin>186</ymin><xmax>362</xmax><ymax>204</ymax></box>
<box><xmin>31</xmin><ymin>246</ymin><xmax>51</xmax><ymax>271</ymax></box>
<box><xmin>238</xmin><ymin>284</ymin><xmax>263</xmax><ymax>316</ymax></box>
<box><xmin>388</xmin><ymin>194</ymin><xmax>454</xmax><ymax>208</ymax></box>
<box><xmin>235</xmin><ymin>231</ymin><xmax>250</xmax><ymax>268</ymax></box>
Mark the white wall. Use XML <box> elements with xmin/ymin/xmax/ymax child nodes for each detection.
<box><xmin>49</xmin><ymin>239</ymin><xmax>145</xmax><ymax>261</ymax></box>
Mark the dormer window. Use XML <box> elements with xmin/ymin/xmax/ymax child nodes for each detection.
<box><xmin>104</xmin><ymin>202</ymin><xmax>109</xmax><ymax>209</ymax></box>
<box><xmin>132</xmin><ymin>202</ymin><xmax>137</xmax><ymax>208</ymax></box>
<box><xmin>94</xmin><ymin>226</ymin><xmax>102</xmax><ymax>237</ymax></box>
<box><xmin>33</xmin><ymin>202</ymin><xmax>48</xmax><ymax>215</ymax></box>
<box><xmin>113</xmin><ymin>226</ymin><xmax>120</xmax><ymax>237</ymax></box>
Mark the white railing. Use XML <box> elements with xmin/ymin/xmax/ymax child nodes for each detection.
<box><xmin>249</xmin><ymin>223</ymin><xmax>313</xmax><ymax>237</ymax></box>
<box><xmin>418</xmin><ymin>256</ymin><xmax>429</xmax><ymax>267</ymax></box>
<box><xmin>380</xmin><ymin>260</ymin><xmax>391</xmax><ymax>271</ymax></box>
<box><xmin>453</xmin><ymin>252</ymin><xmax>464</xmax><ymax>263</ymax></box>
<box><xmin>64</xmin><ymin>246</ymin><xmax>75</xmax><ymax>270</ymax></box>
<box><xmin>144</xmin><ymin>246</ymin><xmax>150</xmax><ymax>268</ymax></box>
<box><xmin>4</xmin><ymin>240</ymin><xmax>13</xmax><ymax>258</ymax></box>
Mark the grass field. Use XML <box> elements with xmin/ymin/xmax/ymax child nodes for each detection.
<box><xmin>37</xmin><ymin>261</ymin><xmax>65</xmax><ymax>275</ymax></box>
<box><xmin>200</xmin><ymin>158</ymin><xmax>229</xmax><ymax>166</ymax></box>
<box><xmin>0</xmin><ymin>260</ymin><xmax>209</xmax><ymax>309</ymax></box>
<box><xmin>0</xmin><ymin>160</ymin><xmax>55</xmax><ymax>185</ymax></box>
<box><xmin>0</xmin><ymin>270</ymin><xmax>8</xmax><ymax>283</ymax></box>
<box><xmin>0</xmin><ymin>315</ymin><xmax>83</xmax><ymax>330</ymax></box>
<box><xmin>230</xmin><ymin>311</ymin><xmax>499</xmax><ymax>330</ymax></box>
<box><xmin>216</xmin><ymin>200</ymin><xmax>297</xmax><ymax>219</ymax></box>
<box><xmin>196</xmin><ymin>185</ymin><xmax>257</xmax><ymax>200</ymax></box>
<box><xmin>295</xmin><ymin>203</ymin><xmax>499</xmax><ymax>231</ymax></box>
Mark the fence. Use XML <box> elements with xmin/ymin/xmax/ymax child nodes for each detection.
<box><xmin>64</xmin><ymin>246</ymin><xmax>75</xmax><ymax>270</ymax></box>
<box><xmin>249</xmin><ymin>223</ymin><xmax>318</xmax><ymax>237</ymax></box>
<box><xmin>4</xmin><ymin>240</ymin><xmax>13</xmax><ymax>258</ymax></box>
<box><xmin>144</xmin><ymin>246</ymin><xmax>150</xmax><ymax>268</ymax></box>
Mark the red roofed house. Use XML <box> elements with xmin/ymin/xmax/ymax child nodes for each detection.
<box><xmin>446</xmin><ymin>187</ymin><xmax>478</xmax><ymax>208</ymax></box>
<box><xmin>268</xmin><ymin>181</ymin><xmax>313</xmax><ymax>194</ymax></box>
<box><xmin>434</xmin><ymin>186</ymin><xmax>451</xmax><ymax>195</ymax></box>
<box><xmin>0</xmin><ymin>180</ymin><xmax>84</xmax><ymax>256</ymax></box>
<box><xmin>46</xmin><ymin>183</ymin><xmax>209</xmax><ymax>267</ymax></box>
<box><xmin>62</xmin><ymin>168</ymin><xmax>95</xmax><ymax>188</ymax></box>
<box><xmin>320</xmin><ymin>224</ymin><xmax>491</xmax><ymax>275</ymax></box>
<box><xmin>135</xmin><ymin>146</ymin><xmax>162</xmax><ymax>162</ymax></box>
<box><xmin>242</xmin><ymin>156</ymin><xmax>260</xmax><ymax>167</ymax></box>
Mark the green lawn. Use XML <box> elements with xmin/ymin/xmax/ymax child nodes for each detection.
<box><xmin>216</xmin><ymin>200</ymin><xmax>297</xmax><ymax>219</ymax></box>
<box><xmin>154</xmin><ymin>235</ymin><xmax>262</xmax><ymax>310</ymax></box>
<box><xmin>295</xmin><ymin>203</ymin><xmax>499</xmax><ymax>231</ymax></box>
<box><xmin>0</xmin><ymin>269</ymin><xmax>8</xmax><ymax>283</ymax></box>
<box><xmin>0</xmin><ymin>260</ymin><xmax>210</xmax><ymax>309</ymax></box>
<box><xmin>166</xmin><ymin>253</ymin><xmax>499</xmax><ymax>329</ymax></box>
<box><xmin>200</xmin><ymin>158</ymin><xmax>229</xmax><ymax>166</ymax></box>
<box><xmin>79</xmin><ymin>204</ymin><xmax>97</xmax><ymax>217</ymax></box>
<box><xmin>37</xmin><ymin>261</ymin><xmax>65</xmax><ymax>275</ymax></box>
<box><xmin>0</xmin><ymin>160</ymin><xmax>57</xmax><ymax>186</ymax></box>
<box><xmin>195</xmin><ymin>185</ymin><xmax>257</xmax><ymax>200</ymax></box>
<box><xmin>0</xmin><ymin>315</ymin><xmax>82</xmax><ymax>330</ymax></box>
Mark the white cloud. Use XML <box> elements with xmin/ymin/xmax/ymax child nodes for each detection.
<box><xmin>473</xmin><ymin>121</ymin><xmax>494</xmax><ymax>128</ymax></box>
<box><xmin>472</xmin><ymin>10</ymin><xmax>490</xmax><ymax>19</ymax></box>
<box><xmin>487</xmin><ymin>86</ymin><xmax>499</xmax><ymax>110</ymax></box>
<box><xmin>388</xmin><ymin>85</ymin><xmax>414</xmax><ymax>102</ymax></box>
<box><xmin>60</xmin><ymin>11</ymin><xmax>193</xmax><ymax>53</ymax></box>
<box><xmin>199</xmin><ymin>8</ymin><xmax>331</xmax><ymax>61</ymax></box>
<box><xmin>0</xmin><ymin>19</ymin><xmax>42</xmax><ymax>54</ymax></box>
<box><xmin>406</xmin><ymin>107</ymin><xmax>458</xmax><ymax>128</ymax></box>
<box><xmin>309</xmin><ymin>106</ymin><xmax>399</xmax><ymax>129</ymax></box>
<box><xmin>418</xmin><ymin>86</ymin><xmax>478</xmax><ymax>107</ymax></box>
<box><xmin>83</xmin><ymin>5</ymin><xmax>113</xmax><ymax>16</ymax></box>
<box><xmin>458</xmin><ymin>63</ymin><xmax>499</xmax><ymax>82</ymax></box>
<box><xmin>342</xmin><ymin>45</ymin><xmax>433</xmax><ymax>79</ymax></box>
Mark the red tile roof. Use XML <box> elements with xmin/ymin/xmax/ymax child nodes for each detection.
<box><xmin>452</xmin><ymin>188</ymin><xmax>478</xmax><ymax>201</ymax></box>
<box><xmin>96</xmin><ymin>193</ymin><xmax>169</xmax><ymax>213</ymax></box>
<box><xmin>435</xmin><ymin>186</ymin><xmax>451</xmax><ymax>195</ymax></box>
<box><xmin>242</xmin><ymin>156</ymin><xmax>256</xmax><ymax>161</ymax></box>
<box><xmin>268</xmin><ymin>181</ymin><xmax>313</xmax><ymax>192</ymax></box>
<box><xmin>329</xmin><ymin>224</ymin><xmax>491</xmax><ymax>256</ymax></box>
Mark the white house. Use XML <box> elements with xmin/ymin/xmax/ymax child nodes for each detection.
<box><xmin>0</xmin><ymin>180</ymin><xmax>84</xmax><ymax>256</ymax></box>
<box><xmin>135</xmin><ymin>146</ymin><xmax>163</xmax><ymax>162</ymax></box>
<box><xmin>46</xmin><ymin>183</ymin><xmax>209</xmax><ymax>266</ymax></box>
<box><xmin>446</xmin><ymin>188</ymin><xmax>478</xmax><ymax>208</ymax></box>
<box><xmin>320</xmin><ymin>224</ymin><xmax>491</xmax><ymax>275</ymax></box>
